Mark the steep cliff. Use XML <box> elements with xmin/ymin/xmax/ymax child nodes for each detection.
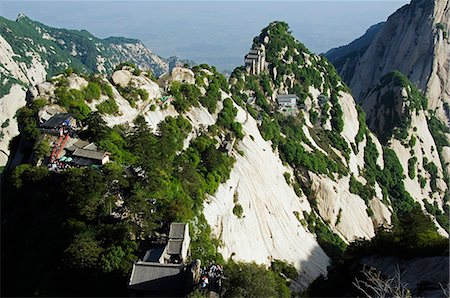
<box><xmin>337</xmin><ymin>0</ymin><xmax>449</xmax><ymax>124</ymax></box>
<box><xmin>325</xmin><ymin>22</ymin><xmax>384</xmax><ymax>84</ymax></box>
<box><xmin>362</xmin><ymin>71</ymin><xmax>449</xmax><ymax>235</ymax></box>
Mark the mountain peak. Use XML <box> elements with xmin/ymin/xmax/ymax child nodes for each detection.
<box><xmin>16</xmin><ymin>13</ymin><xmax>29</xmax><ymax>22</ymax></box>
<box><xmin>103</xmin><ymin>36</ymin><xmax>141</xmax><ymax>45</ymax></box>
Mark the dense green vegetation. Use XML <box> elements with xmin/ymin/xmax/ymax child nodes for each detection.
<box><xmin>16</xmin><ymin>98</ymin><xmax>48</xmax><ymax>144</ymax></box>
<box><xmin>355</xmin><ymin>105</ymin><xmax>367</xmax><ymax>144</ymax></box>
<box><xmin>3</xmin><ymin>111</ymin><xmax>236</xmax><ymax>295</ymax></box>
<box><xmin>194</xmin><ymin>66</ymin><xmax>230</xmax><ymax>113</ymax></box>
<box><xmin>96</xmin><ymin>98</ymin><xmax>119</xmax><ymax>115</ymax></box>
<box><xmin>2</xmin><ymin>61</ymin><xmax>243</xmax><ymax>295</ymax></box>
<box><xmin>371</xmin><ymin>71</ymin><xmax>427</xmax><ymax>142</ymax></box>
<box><xmin>116</xmin><ymin>86</ymin><xmax>148</xmax><ymax>108</ymax></box>
<box><xmin>408</xmin><ymin>156</ymin><xmax>417</xmax><ymax>179</ymax></box>
<box><xmin>424</xmin><ymin>200</ymin><xmax>449</xmax><ymax>233</ymax></box>
<box><xmin>349</xmin><ymin>174</ymin><xmax>376</xmax><ymax>205</ymax></box>
<box><xmin>217</xmin><ymin>98</ymin><xmax>244</xmax><ymax>139</ymax></box>
<box><xmin>51</xmin><ymin>74</ymin><xmax>120</xmax><ymax>120</ymax></box>
<box><xmin>223</xmin><ymin>260</ymin><xmax>294</xmax><ymax>297</ymax></box>
<box><xmin>303</xmin><ymin>211</ymin><xmax>347</xmax><ymax>259</ymax></box>
<box><xmin>170</xmin><ymin>81</ymin><xmax>201</xmax><ymax>112</ymax></box>
<box><xmin>422</xmin><ymin>157</ymin><xmax>438</xmax><ymax>191</ymax></box>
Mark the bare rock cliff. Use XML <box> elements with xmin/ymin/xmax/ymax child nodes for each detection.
<box><xmin>346</xmin><ymin>0</ymin><xmax>449</xmax><ymax>123</ymax></box>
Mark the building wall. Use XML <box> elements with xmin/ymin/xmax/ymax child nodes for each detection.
<box><xmin>181</xmin><ymin>224</ymin><xmax>191</xmax><ymax>261</ymax></box>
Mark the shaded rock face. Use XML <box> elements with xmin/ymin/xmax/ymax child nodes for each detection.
<box><xmin>362</xmin><ymin>82</ymin><xmax>409</xmax><ymax>140</ymax></box>
<box><xmin>361</xmin><ymin>255</ymin><xmax>450</xmax><ymax>298</ymax></box>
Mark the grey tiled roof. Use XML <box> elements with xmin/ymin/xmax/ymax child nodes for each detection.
<box><xmin>73</xmin><ymin>148</ymin><xmax>106</xmax><ymax>161</ymax></box>
<box><xmin>40</xmin><ymin>113</ymin><xmax>72</xmax><ymax>129</ymax></box>
<box><xmin>83</xmin><ymin>143</ymin><xmax>98</xmax><ymax>151</ymax></box>
<box><xmin>129</xmin><ymin>262</ymin><xmax>183</xmax><ymax>286</ymax></box>
<box><xmin>277</xmin><ymin>94</ymin><xmax>299</xmax><ymax>99</ymax></box>
<box><xmin>66</xmin><ymin>140</ymin><xmax>90</xmax><ymax>152</ymax></box>
<box><xmin>169</xmin><ymin>223</ymin><xmax>187</xmax><ymax>239</ymax></box>
<box><xmin>128</xmin><ymin>262</ymin><xmax>187</xmax><ymax>295</ymax></box>
<box><xmin>277</xmin><ymin>94</ymin><xmax>299</xmax><ymax>103</ymax></box>
<box><xmin>167</xmin><ymin>239</ymin><xmax>183</xmax><ymax>255</ymax></box>
<box><xmin>71</xmin><ymin>157</ymin><xmax>95</xmax><ymax>166</ymax></box>
<box><xmin>245</xmin><ymin>54</ymin><xmax>259</xmax><ymax>59</ymax></box>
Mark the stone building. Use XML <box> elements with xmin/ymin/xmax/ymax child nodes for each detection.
<box><xmin>244</xmin><ymin>44</ymin><xmax>266</xmax><ymax>75</ymax></box>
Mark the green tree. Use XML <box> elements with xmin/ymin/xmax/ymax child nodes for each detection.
<box><xmin>65</xmin><ymin>231</ymin><xmax>103</xmax><ymax>269</ymax></box>
<box><xmin>223</xmin><ymin>261</ymin><xmax>290</xmax><ymax>298</ymax></box>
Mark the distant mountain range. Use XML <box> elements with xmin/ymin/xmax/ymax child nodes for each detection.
<box><xmin>0</xmin><ymin>14</ymin><xmax>192</xmax><ymax>97</ymax></box>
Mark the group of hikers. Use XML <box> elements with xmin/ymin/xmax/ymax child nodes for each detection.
<box><xmin>48</xmin><ymin>159</ymin><xmax>71</xmax><ymax>171</ymax></box>
<box><xmin>198</xmin><ymin>264</ymin><xmax>223</xmax><ymax>292</ymax></box>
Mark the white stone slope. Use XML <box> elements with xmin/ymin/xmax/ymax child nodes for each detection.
<box><xmin>0</xmin><ymin>85</ymin><xmax>26</xmax><ymax>166</ymax></box>
<box><xmin>423</xmin><ymin>0</ymin><xmax>450</xmax><ymax>123</ymax></box>
<box><xmin>0</xmin><ymin>35</ymin><xmax>47</xmax><ymax>87</ymax></box>
<box><xmin>310</xmin><ymin>174</ymin><xmax>377</xmax><ymax>242</ymax></box>
<box><xmin>362</xmin><ymin>80</ymin><xmax>448</xmax><ymax>233</ymax></box>
<box><xmin>109</xmin><ymin>42</ymin><xmax>169</xmax><ymax>76</ymax></box>
<box><xmin>204</xmin><ymin>104</ymin><xmax>330</xmax><ymax>289</ymax></box>
<box><xmin>306</xmin><ymin>89</ymin><xmax>390</xmax><ymax>242</ymax></box>
<box><xmin>0</xmin><ymin>36</ymin><xmax>47</xmax><ymax>166</ymax></box>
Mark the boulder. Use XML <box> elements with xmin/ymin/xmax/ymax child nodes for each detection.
<box><xmin>171</xmin><ymin>67</ymin><xmax>195</xmax><ymax>84</ymax></box>
<box><xmin>112</xmin><ymin>70</ymin><xmax>132</xmax><ymax>87</ymax></box>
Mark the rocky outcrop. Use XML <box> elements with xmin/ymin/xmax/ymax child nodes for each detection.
<box><xmin>0</xmin><ymin>14</ymin><xmax>190</xmax><ymax>166</ymax></box>
<box><xmin>112</xmin><ymin>70</ymin><xmax>133</xmax><ymax>87</ymax></box>
<box><xmin>107</xmin><ymin>40</ymin><xmax>168</xmax><ymax>76</ymax></box>
<box><xmin>361</xmin><ymin>71</ymin><xmax>448</xmax><ymax>234</ymax></box>
<box><xmin>170</xmin><ymin>67</ymin><xmax>195</xmax><ymax>84</ymax></box>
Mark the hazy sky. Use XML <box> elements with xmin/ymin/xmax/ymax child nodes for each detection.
<box><xmin>1</xmin><ymin>1</ymin><xmax>408</xmax><ymax>70</ymax></box>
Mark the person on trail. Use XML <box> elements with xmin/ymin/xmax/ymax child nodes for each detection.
<box><xmin>200</xmin><ymin>275</ymin><xmax>209</xmax><ymax>289</ymax></box>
